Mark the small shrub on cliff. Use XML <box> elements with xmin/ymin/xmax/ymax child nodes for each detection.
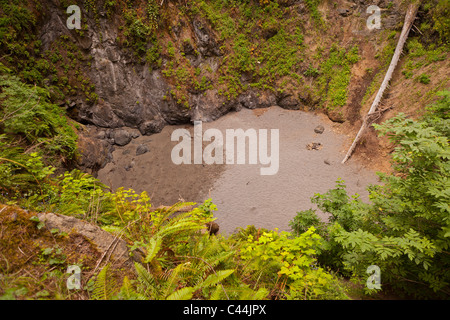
<box><xmin>0</xmin><ymin>70</ymin><xmax>77</xmax><ymax>159</ymax></box>
<box><xmin>240</xmin><ymin>227</ymin><xmax>348</xmax><ymax>299</ymax></box>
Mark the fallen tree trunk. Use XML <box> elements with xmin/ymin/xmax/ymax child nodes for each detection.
<box><xmin>341</xmin><ymin>3</ymin><xmax>419</xmax><ymax>164</ymax></box>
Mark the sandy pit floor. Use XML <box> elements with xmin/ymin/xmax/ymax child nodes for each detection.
<box><xmin>97</xmin><ymin>106</ymin><xmax>380</xmax><ymax>235</ymax></box>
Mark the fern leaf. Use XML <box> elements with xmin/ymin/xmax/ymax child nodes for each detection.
<box><xmin>161</xmin><ymin>263</ymin><xmax>191</xmax><ymax>299</ymax></box>
<box><xmin>166</xmin><ymin>287</ymin><xmax>195</xmax><ymax>300</ymax></box>
<box><xmin>92</xmin><ymin>264</ymin><xmax>118</xmax><ymax>300</ymax></box>
<box><xmin>168</xmin><ymin>201</ymin><xmax>196</xmax><ymax>214</ymax></box>
<box><xmin>101</xmin><ymin>225</ymin><xmax>123</xmax><ymax>235</ymax></box>
<box><xmin>118</xmin><ymin>276</ymin><xmax>147</xmax><ymax>300</ymax></box>
<box><xmin>134</xmin><ymin>262</ymin><xmax>157</xmax><ymax>298</ymax></box>
<box><xmin>209</xmin><ymin>285</ymin><xmax>223</xmax><ymax>300</ymax></box>
<box><xmin>195</xmin><ymin>269</ymin><xmax>234</xmax><ymax>290</ymax></box>
<box><xmin>153</xmin><ymin>202</ymin><xmax>196</xmax><ymax>227</ymax></box>
<box><xmin>250</xmin><ymin>287</ymin><xmax>269</xmax><ymax>300</ymax></box>
<box><xmin>156</xmin><ymin>221</ymin><xmax>202</xmax><ymax>238</ymax></box>
<box><xmin>144</xmin><ymin>236</ymin><xmax>162</xmax><ymax>264</ymax></box>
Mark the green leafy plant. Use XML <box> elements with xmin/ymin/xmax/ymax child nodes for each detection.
<box><xmin>416</xmin><ymin>73</ymin><xmax>431</xmax><ymax>84</ymax></box>
<box><xmin>44</xmin><ymin>169</ymin><xmax>111</xmax><ymax>219</ymax></box>
<box><xmin>316</xmin><ymin>45</ymin><xmax>359</xmax><ymax>110</ymax></box>
<box><xmin>198</xmin><ymin>198</ymin><xmax>217</xmax><ymax>217</ymax></box>
<box><xmin>240</xmin><ymin>227</ymin><xmax>347</xmax><ymax>299</ymax></box>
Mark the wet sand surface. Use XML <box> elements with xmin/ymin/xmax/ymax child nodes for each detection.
<box><xmin>97</xmin><ymin>106</ymin><xmax>380</xmax><ymax>235</ymax></box>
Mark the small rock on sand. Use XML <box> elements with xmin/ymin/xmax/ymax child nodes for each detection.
<box><xmin>136</xmin><ymin>144</ymin><xmax>149</xmax><ymax>156</ymax></box>
<box><xmin>314</xmin><ymin>125</ymin><xmax>325</xmax><ymax>134</ymax></box>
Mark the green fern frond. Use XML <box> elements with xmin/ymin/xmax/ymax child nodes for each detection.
<box><xmin>203</xmin><ymin>250</ymin><xmax>235</xmax><ymax>269</ymax></box>
<box><xmin>167</xmin><ymin>201</ymin><xmax>196</xmax><ymax>214</ymax></box>
<box><xmin>134</xmin><ymin>262</ymin><xmax>158</xmax><ymax>298</ymax></box>
<box><xmin>161</xmin><ymin>263</ymin><xmax>191</xmax><ymax>299</ymax></box>
<box><xmin>219</xmin><ymin>284</ymin><xmax>268</xmax><ymax>300</ymax></box>
<box><xmin>195</xmin><ymin>269</ymin><xmax>234</xmax><ymax>290</ymax></box>
<box><xmin>156</xmin><ymin>221</ymin><xmax>203</xmax><ymax>239</ymax></box>
<box><xmin>207</xmin><ymin>284</ymin><xmax>264</xmax><ymax>300</ymax></box>
<box><xmin>166</xmin><ymin>286</ymin><xmax>195</xmax><ymax>300</ymax></box>
<box><xmin>101</xmin><ymin>225</ymin><xmax>123</xmax><ymax>235</ymax></box>
<box><xmin>153</xmin><ymin>202</ymin><xmax>196</xmax><ymax>225</ymax></box>
<box><xmin>189</xmin><ymin>235</ymin><xmax>236</xmax><ymax>271</ymax></box>
<box><xmin>118</xmin><ymin>276</ymin><xmax>147</xmax><ymax>300</ymax></box>
<box><xmin>209</xmin><ymin>285</ymin><xmax>223</xmax><ymax>300</ymax></box>
<box><xmin>143</xmin><ymin>236</ymin><xmax>163</xmax><ymax>263</ymax></box>
<box><xmin>159</xmin><ymin>209</ymin><xmax>195</xmax><ymax>226</ymax></box>
<box><xmin>248</xmin><ymin>287</ymin><xmax>269</xmax><ymax>300</ymax></box>
<box><xmin>91</xmin><ymin>264</ymin><xmax>119</xmax><ymax>300</ymax></box>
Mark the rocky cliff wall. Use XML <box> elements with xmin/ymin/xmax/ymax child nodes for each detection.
<box><xmin>8</xmin><ymin>0</ymin><xmax>436</xmax><ymax>173</ymax></box>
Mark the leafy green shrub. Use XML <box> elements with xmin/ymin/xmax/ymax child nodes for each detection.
<box><xmin>45</xmin><ymin>170</ymin><xmax>111</xmax><ymax>219</ymax></box>
<box><xmin>304</xmin><ymin>65</ymin><xmax>320</xmax><ymax>78</ymax></box>
<box><xmin>0</xmin><ymin>64</ymin><xmax>80</xmax><ymax>203</ymax></box>
<box><xmin>146</xmin><ymin>0</ymin><xmax>160</xmax><ymax>30</ymax></box>
<box><xmin>0</xmin><ymin>0</ymin><xmax>38</xmax><ymax>80</ymax></box>
<box><xmin>289</xmin><ymin>209</ymin><xmax>325</xmax><ymax>236</ymax></box>
<box><xmin>96</xmin><ymin>195</ymin><xmax>244</xmax><ymax>300</ymax></box>
<box><xmin>417</xmin><ymin>73</ymin><xmax>431</xmax><ymax>84</ymax></box>
<box><xmin>146</xmin><ymin>42</ymin><xmax>162</xmax><ymax>69</ymax></box>
<box><xmin>197</xmin><ymin>198</ymin><xmax>217</xmax><ymax>217</ymax></box>
<box><xmin>0</xmin><ymin>138</ymin><xmax>54</xmax><ymax>200</ymax></box>
<box><xmin>196</xmin><ymin>0</ymin><xmax>237</xmax><ymax>40</ymax></box>
<box><xmin>257</xmin><ymin>28</ymin><xmax>301</xmax><ymax>83</ymax></box>
<box><xmin>0</xmin><ymin>71</ymin><xmax>77</xmax><ymax>158</ymax></box>
<box><xmin>429</xmin><ymin>0</ymin><xmax>450</xmax><ymax>43</ymax></box>
<box><xmin>402</xmin><ymin>70</ymin><xmax>413</xmax><ymax>79</ymax></box>
<box><xmin>231</xmin><ymin>33</ymin><xmax>256</xmax><ymax>73</ymax></box>
<box><xmin>423</xmin><ymin>90</ymin><xmax>450</xmax><ymax>136</ymax></box>
<box><xmin>122</xmin><ymin>9</ymin><xmax>157</xmax><ymax>57</ymax></box>
<box><xmin>240</xmin><ymin>227</ymin><xmax>348</xmax><ymax>299</ymax></box>
<box><xmin>167</xmin><ymin>40</ymin><xmax>175</xmax><ymax>58</ymax></box>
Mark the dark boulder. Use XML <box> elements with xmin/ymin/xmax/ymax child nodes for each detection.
<box><xmin>139</xmin><ymin>119</ymin><xmax>166</xmax><ymax>136</ymax></box>
<box><xmin>113</xmin><ymin>129</ymin><xmax>132</xmax><ymax>146</ymax></box>
<box><xmin>76</xmin><ymin>133</ymin><xmax>112</xmax><ymax>173</ymax></box>
<box><xmin>238</xmin><ymin>90</ymin><xmax>276</xmax><ymax>110</ymax></box>
<box><xmin>205</xmin><ymin>222</ymin><xmax>220</xmax><ymax>236</ymax></box>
